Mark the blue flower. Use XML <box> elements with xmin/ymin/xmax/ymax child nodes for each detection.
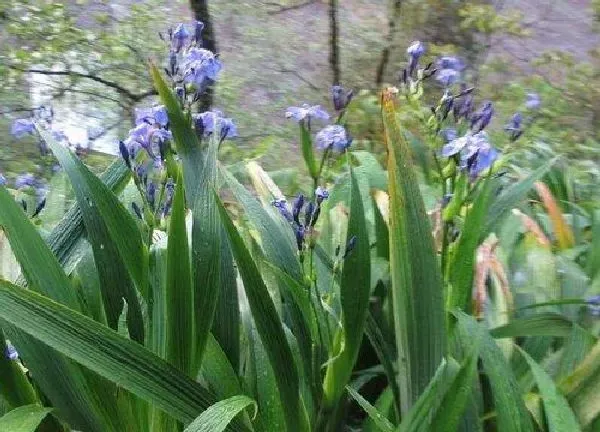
<box><xmin>407</xmin><ymin>41</ymin><xmax>425</xmax><ymax>74</ymax></box>
<box><xmin>331</xmin><ymin>85</ymin><xmax>353</xmax><ymax>111</ymax></box>
<box><xmin>0</xmin><ymin>173</ymin><xmax>5</xmax><ymax>186</ymax></box>
<box><xmin>470</xmin><ymin>101</ymin><xmax>494</xmax><ymax>133</ymax></box>
<box><xmin>525</xmin><ymin>92</ymin><xmax>541</xmax><ymax>110</ymax></box>
<box><xmin>119</xmin><ymin>140</ymin><xmax>131</xmax><ymax>169</ymax></box>
<box><xmin>315</xmin><ymin>186</ymin><xmax>329</xmax><ymax>203</ymax></box>
<box><xmin>11</xmin><ymin>118</ymin><xmax>35</xmax><ymax>138</ymax></box>
<box><xmin>182</xmin><ymin>47</ymin><xmax>222</xmax><ymax>88</ymax></box>
<box><xmin>125</xmin><ymin>123</ymin><xmax>172</xmax><ymax>159</ymax></box>
<box><xmin>504</xmin><ymin>112</ymin><xmax>523</xmax><ymax>141</ymax></box>
<box><xmin>172</xmin><ymin>23</ymin><xmax>191</xmax><ymax>52</ymax></box>
<box><xmin>436</xmin><ymin>56</ymin><xmax>465</xmax><ymax>71</ymax></box>
<box><xmin>441</xmin><ymin>134</ymin><xmax>470</xmax><ymax>157</ymax></box>
<box><xmin>453</xmin><ymin>91</ymin><xmax>474</xmax><ymax>121</ymax></box>
<box><xmin>294</xmin><ymin>225</ymin><xmax>305</xmax><ymax>250</ymax></box>
<box><xmin>436</xmin><ymin>69</ymin><xmax>460</xmax><ymax>87</ymax></box>
<box><xmin>272</xmin><ymin>199</ymin><xmax>293</xmax><ymax>222</ymax></box>
<box><xmin>4</xmin><ymin>342</ymin><xmax>18</xmax><ymax>361</ymax></box>
<box><xmin>587</xmin><ymin>295</ymin><xmax>600</xmax><ymax>316</ymax></box>
<box><xmin>285</xmin><ymin>104</ymin><xmax>330</xmax><ymax>122</ymax></box>
<box><xmin>315</xmin><ymin>125</ymin><xmax>351</xmax><ymax>152</ymax></box>
<box><xmin>135</xmin><ymin>105</ymin><xmax>169</xmax><ymax>127</ymax></box>
<box><xmin>459</xmin><ymin>132</ymin><xmax>499</xmax><ymax>177</ymax></box>
<box><xmin>193</xmin><ymin>110</ymin><xmax>237</xmax><ymax>140</ymax></box>
<box><xmin>292</xmin><ymin>194</ymin><xmax>305</xmax><ymax>225</ymax></box>
<box><xmin>15</xmin><ymin>173</ymin><xmax>37</xmax><ymax>189</ymax></box>
<box><xmin>440</xmin><ymin>128</ymin><xmax>457</xmax><ymax>143</ymax></box>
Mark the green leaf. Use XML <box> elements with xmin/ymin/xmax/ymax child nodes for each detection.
<box><xmin>46</xmin><ymin>158</ymin><xmax>131</xmax><ymax>274</ymax></box>
<box><xmin>382</xmin><ymin>91</ymin><xmax>446</xmax><ymax>413</ymax></box>
<box><xmin>0</xmin><ymin>405</ymin><xmax>52</xmax><ymax>432</ymax></box>
<box><xmin>0</xmin><ymin>187</ymin><xmax>114</xmax><ymax>431</ymax></box>
<box><xmin>484</xmin><ymin>159</ymin><xmax>556</xmax><ymax>236</ymax></box>
<box><xmin>587</xmin><ymin>210</ymin><xmax>600</xmax><ymax>280</ymax></box>
<box><xmin>518</xmin><ymin>347</ymin><xmax>581</xmax><ymax>432</ymax></box>
<box><xmin>200</xmin><ymin>334</ymin><xmax>244</xmax><ymax>401</ymax></box>
<box><xmin>557</xmin><ymin>325</ymin><xmax>596</xmax><ymax>380</ymax></box>
<box><xmin>183</xmin><ymin>395</ymin><xmax>256</xmax><ymax>432</ymax></box>
<box><xmin>490</xmin><ymin>313</ymin><xmax>574</xmax><ymax>338</ymax></box>
<box><xmin>216</xmin><ymin>195</ymin><xmax>305</xmax><ymax>432</ymax></box>
<box><xmin>346</xmin><ymin>386</ymin><xmax>395</xmax><ymax>432</ymax></box>
<box><xmin>300</xmin><ymin>123</ymin><xmax>318</xmax><ymax>179</ymax></box>
<box><xmin>398</xmin><ymin>358</ymin><xmax>459</xmax><ymax>432</ymax></box>
<box><xmin>323</xmin><ymin>168</ymin><xmax>371</xmax><ymax>409</ymax></box>
<box><xmin>211</xmin><ymin>231</ymin><xmax>240</xmax><ymax>373</ymax></box>
<box><xmin>560</xmin><ymin>341</ymin><xmax>600</xmax><ymax>427</ymax></box>
<box><xmin>0</xmin><ymin>329</ymin><xmax>38</xmax><ymax>408</ymax></box>
<box><xmin>42</xmin><ymin>129</ymin><xmax>147</xmax><ymax>342</ymax></box>
<box><xmin>455</xmin><ymin>312</ymin><xmax>533</xmax><ymax>432</ymax></box>
<box><xmin>150</xmin><ymin>64</ymin><xmax>203</xmax><ymax>204</ymax></box>
<box><xmin>0</xmin><ymin>279</ymin><xmax>223</xmax><ymax>426</ymax></box>
<box><xmin>191</xmin><ymin>133</ymin><xmax>222</xmax><ymax>369</ymax></box>
<box><xmin>448</xmin><ymin>177</ymin><xmax>496</xmax><ymax>313</ymax></box>
<box><xmin>166</xmin><ymin>175</ymin><xmax>194</xmax><ymax>376</ymax></box>
<box><xmin>365</xmin><ymin>312</ymin><xmax>400</xmax><ymax>419</ymax></box>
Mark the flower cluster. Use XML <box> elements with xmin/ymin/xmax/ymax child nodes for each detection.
<box><xmin>273</xmin><ymin>187</ymin><xmax>329</xmax><ymax>251</ymax></box>
<box><xmin>286</xmin><ymin>84</ymin><xmax>354</xmax><ymax>154</ymax></box>
<box><xmin>163</xmin><ymin>21</ymin><xmax>222</xmax><ymax>100</ymax></box>
<box><xmin>193</xmin><ymin>110</ymin><xmax>237</xmax><ymax>140</ymax></box>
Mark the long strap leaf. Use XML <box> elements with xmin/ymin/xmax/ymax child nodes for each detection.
<box><xmin>381</xmin><ymin>89</ymin><xmax>446</xmax><ymax>413</ymax></box>
<box><xmin>42</xmin><ymin>129</ymin><xmax>147</xmax><ymax>342</ymax></box>
<box><xmin>216</xmin><ymin>195</ymin><xmax>305</xmax><ymax>432</ymax></box>
<box><xmin>0</xmin><ymin>280</ymin><xmax>220</xmax><ymax>426</ymax></box>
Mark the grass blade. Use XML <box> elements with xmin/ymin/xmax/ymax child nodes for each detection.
<box><xmin>0</xmin><ymin>279</ymin><xmax>221</xmax><ymax>426</ymax></box>
<box><xmin>518</xmin><ymin>347</ymin><xmax>580</xmax><ymax>432</ymax></box>
<box><xmin>0</xmin><ymin>405</ymin><xmax>52</xmax><ymax>432</ymax></box>
<box><xmin>42</xmin><ymin>129</ymin><xmax>147</xmax><ymax>342</ymax></box>
<box><xmin>381</xmin><ymin>89</ymin><xmax>446</xmax><ymax>413</ymax></box>
<box><xmin>183</xmin><ymin>395</ymin><xmax>256</xmax><ymax>432</ymax></box>
<box><xmin>216</xmin><ymin>195</ymin><xmax>305</xmax><ymax>432</ymax></box>
<box><xmin>166</xmin><ymin>175</ymin><xmax>194</xmax><ymax>376</ymax></box>
<box><xmin>346</xmin><ymin>386</ymin><xmax>395</xmax><ymax>432</ymax></box>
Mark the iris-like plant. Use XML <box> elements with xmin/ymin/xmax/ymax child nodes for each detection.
<box><xmin>0</xmin><ymin>23</ymin><xmax>599</xmax><ymax>432</ymax></box>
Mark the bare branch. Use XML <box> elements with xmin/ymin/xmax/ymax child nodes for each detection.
<box><xmin>275</xmin><ymin>67</ymin><xmax>321</xmax><ymax>92</ymax></box>
<box><xmin>266</xmin><ymin>0</ymin><xmax>318</xmax><ymax>15</ymax></box>
<box><xmin>8</xmin><ymin>65</ymin><xmax>156</xmax><ymax>102</ymax></box>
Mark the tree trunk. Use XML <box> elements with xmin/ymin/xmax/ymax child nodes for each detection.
<box><xmin>375</xmin><ymin>0</ymin><xmax>402</xmax><ymax>86</ymax></box>
<box><xmin>189</xmin><ymin>0</ymin><xmax>217</xmax><ymax>112</ymax></box>
<box><xmin>329</xmin><ymin>0</ymin><xmax>341</xmax><ymax>85</ymax></box>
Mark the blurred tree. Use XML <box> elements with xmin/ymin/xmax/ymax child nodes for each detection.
<box><xmin>190</xmin><ymin>0</ymin><xmax>218</xmax><ymax>111</ymax></box>
<box><xmin>329</xmin><ymin>0</ymin><xmax>340</xmax><ymax>84</ymax></box>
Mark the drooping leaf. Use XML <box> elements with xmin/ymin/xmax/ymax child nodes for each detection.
<box><xmin>455</xmin><ymin>312</ymin><xmax>533</xmax><ymax>432</ymax></box>
<box><xmin>381</xmin><ymin>89</ymin><xmax>446</xmax><ymax>413</ymax></box>
<box><xmin>518</xmin><ymin>347</ymin><xmax>580</xmax><ymax>432</ymax></box>
<box><xmin>323</xmin><ymin>169</ymin><xmax>371</xmax><ymax>410</ymax></box>
<box><xmin>41</xmin><ymin>128</ymin><xmax>146</xmax><ymax>342</ymax></box>
<box><xmin>166</xmin><ymin>175</ymin><xmax>194</xmax><ymax>376</ymax></box>
<box><xmin>183</xmin><ymin>395</ymin><xmax>256</xmax><ymax>432</ymax></box>
<box><xmin>557</xmin><ymin>325</ymin><xmax>597</xmax><ymax>380</ymax></box>
<box><xmin>200</xmin><ymin>334</ymin><xmax>244</xmax><ymax>401</ymax></box>
<box><xmin>483</xmin><ymin>159</ymin><xmax>556</xmax><ymax>236</ymax></box>
<box><xmin>0</xmin><ymin>187</ymin><xmax>115</xmax><ymax>431</ymax></box>
<box><xmin>490</xmin><ymin>313</ymin><xmax>573</xmax><ymax>339</ymax></box>
<box><xmin>0</xmin><ymin>279</ymin><xmax>224</xmax><ymax>426</ymax></box>
<box><xmin>560</xmin><ymin>341</ymin><xmax>600</xmax><ymax>427</ymax></box>
<box><xmin>0</xmin><ymin>405</ymin><xmax>52</xmax><ymax>432</ymax></box>
<box><xmin>216</xmin><ymin>195</ymin><xmax>305</xmax><ymax>432</ymax></box>
<box><xmin>346</xmin><ymin>386</ymin><xmax>395</xmax><ymax>432</ymax></box>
